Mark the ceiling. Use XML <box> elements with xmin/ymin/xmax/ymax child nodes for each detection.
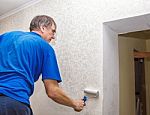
<box><xmin>0</xmin><ymin>0</ymin><xmax>33</xmax><ymax>16</ymax></box>
<box><xmin>0</xmin><ymin>0</ymin><xmax>42</xmax><ymax>20</ymax></box>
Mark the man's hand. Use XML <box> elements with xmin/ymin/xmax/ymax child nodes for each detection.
<box><xmin>72</xmin><ymin>99</ymin><xmax>85</xmax><ymax>112</ymax></box>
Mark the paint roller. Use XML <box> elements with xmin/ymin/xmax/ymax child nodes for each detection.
<box><xmin>82</xmin><ymin>88</ymin><xmax>99</xmax><ymax>105</ymax></box>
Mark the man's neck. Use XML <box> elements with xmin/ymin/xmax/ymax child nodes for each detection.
<box><xmin>31</xmin><ymin>31</ymin><xmax>42</xmax><ymax>37</ymax></box>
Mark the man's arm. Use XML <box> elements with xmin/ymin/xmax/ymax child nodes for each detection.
<box><xmin>43</xmin><ymin>79</ymin><xmax>84</xmax><ymax>112</ymax></box>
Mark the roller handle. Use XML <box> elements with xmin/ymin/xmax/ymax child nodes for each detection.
<box><xmin>82</xmin><ymin>96</ymin><xmax>88</xmax><ymax>106</ymax></box>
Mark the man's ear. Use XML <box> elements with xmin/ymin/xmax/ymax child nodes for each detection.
<box><xmin>40</xmin><ymin>26</ymin><xmax>45</xmax><ymax>33</ymax></box>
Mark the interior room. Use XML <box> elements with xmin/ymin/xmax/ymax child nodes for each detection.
<box><xmin>1</xmin><ymin>0</ymin><xmax>150</xmax><ymax>115</ymax></box>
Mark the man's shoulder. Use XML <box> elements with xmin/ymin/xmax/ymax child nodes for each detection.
<box><xmin>0</xmin><ymin>31</ymin><xmax>24</xmax><ymax>37</ymax></box>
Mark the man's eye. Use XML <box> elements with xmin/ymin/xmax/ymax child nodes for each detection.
<box><xmin>52</xmin><ymin>29</ymin><xmax>56</xmax><ymax>33</ymax></box>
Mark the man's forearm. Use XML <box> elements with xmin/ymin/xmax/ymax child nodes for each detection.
<box><xmin>47</xmin><ymin>86</ymin><xmax>76</xmax><ymax>108</ymax></box>
<box><xmin>43</xmin><ymin>79</ymin><xmax>84</xmax><ymax>112</ymax></box>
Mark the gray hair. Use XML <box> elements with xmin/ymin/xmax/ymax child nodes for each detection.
<box><xmin>29</xmin><ymin>15</ymin><xmax>56</xmax><ymax>31</ymax></box>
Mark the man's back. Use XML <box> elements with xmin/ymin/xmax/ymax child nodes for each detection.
<box><xmin>0</xmin><ymin>31</ymin><xmax>45</xmax><ymax>104</ymax></box>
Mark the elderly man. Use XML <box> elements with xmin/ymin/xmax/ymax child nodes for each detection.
<box><xmin>0</xmin><ymin>15</ymin><xmax>84</xmax><ymax>115</ymax></box>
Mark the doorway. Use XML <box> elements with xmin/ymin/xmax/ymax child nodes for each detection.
<box><xmin>103</xmin><ymin>13</ymin><xmax>150</xmax><ymax>115</ymax></box>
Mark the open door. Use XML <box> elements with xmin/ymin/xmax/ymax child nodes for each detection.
<box><xmin>134</xmin><ymin>51</ymin><xmax>150</xmax><ymax>115</ymax></box>
<box><xmin>134</xmin><ymin>58</ymin><xmax>146</xmax><ymax>115</ymax></box>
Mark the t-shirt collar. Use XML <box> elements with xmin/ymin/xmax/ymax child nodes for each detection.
<box><xmin>30</xmin><ymin>32</ymin><xmax>41</xmax><ymax>37</ymax></box>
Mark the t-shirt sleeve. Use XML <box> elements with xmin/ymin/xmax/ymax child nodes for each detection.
<box><xmin>42</xmin><ymin>46</ymin><xmax>62</xmax><ymax>83</ymax></box>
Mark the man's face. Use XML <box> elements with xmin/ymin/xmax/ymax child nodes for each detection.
<box><xmin>41</xmin><ymin>23</ymin><xmax>56</xmax><ymax>43</ymax></box>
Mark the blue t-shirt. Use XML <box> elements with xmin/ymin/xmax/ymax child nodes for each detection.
<box><xmin>0</xmin><ymin>31</ymin><xmax>62</xmax><ymax>105</ymax></box>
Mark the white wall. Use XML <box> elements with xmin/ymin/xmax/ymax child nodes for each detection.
<box><xmin>1</xmin><ymin>0</ymin><xmax>150</xmax><ymax>115</ymax></box>
<box><xmin>0</xmin><ymin>0</ymin><xmax>103</xmax><ymax>115</ymax></box>
<box><xmin>103</xmin><ymin>25</ymin><xmax>119</xmax><ymax>115</ymax></box>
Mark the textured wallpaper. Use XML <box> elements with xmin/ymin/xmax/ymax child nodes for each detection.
<box><xmin>1</xmin><ymin>0</ymin><xmax>149</xmax><ymax>115</ymax></box>
<box><xmin>0</xmin><ymin>0</ymin><xmax>103</xmax><ymax>115</ymax></box>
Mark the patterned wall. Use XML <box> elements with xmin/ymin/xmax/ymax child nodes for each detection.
<box><xmin>0</xmin><ymin>0</ymin><xmax>103</xmax><ymax>115</ymax></box>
